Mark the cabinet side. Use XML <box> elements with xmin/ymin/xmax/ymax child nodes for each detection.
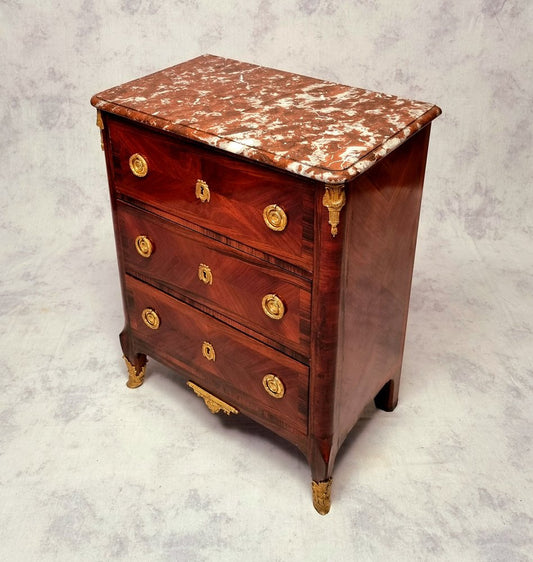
<box><xmin>336</xmin><ymin>124</ymin><xmax>432</xmax><ymax>447</ymax></box>
<box><xmin>96</xmin><ymin>110</ymin><xmax>144</xmax><ymax>369</ymax></box>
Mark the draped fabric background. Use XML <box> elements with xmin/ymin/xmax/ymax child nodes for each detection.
<box><xmin>1</xmin><ymin>2</ymin><xmax>531</xmax><ymax>560</ymax></box>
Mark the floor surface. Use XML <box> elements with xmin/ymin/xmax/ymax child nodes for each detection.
<box><xmin>1</xmin><ymin>208</ymin><xmax>531</xmax><ymax>561</ymax></box>
<box><xmin>1</xmin><ymin>2</ymin><xmax>532</xmax><ymax>559</ymax></box>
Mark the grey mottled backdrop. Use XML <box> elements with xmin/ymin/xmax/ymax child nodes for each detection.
<box><xmin>1</xmin><ymin>1</ymin><xmax>532</xmax><ymax>561</ymax></box>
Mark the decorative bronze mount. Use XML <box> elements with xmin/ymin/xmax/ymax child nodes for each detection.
<box><xmin>187</xmin><ymin>381</ymin><xmax>239</xmax><ymax>415</ymax></box>
<box><xmin>312</xmin><ymin>478</ymin><xmax>332</xmax><ymax>515</ymax></box>
<box><xmin>195</xmin><ymin>179</ymin><xmax>210</xmax><ymax>203</ymax></box>
<box><xmin>263</xmin><ymin>204</ymin><xmax>288</xmax><ymax>232</ymax></box>
<box><xmin>96</xmin><ymin>110</ymin><xmax>104</xmax><ymax>151</ymax></box>
<box><xmin>322</xmin><ymin>184</ymin><xmax>346</xmax><ymax>237</ymax></box>
<box><xmin>124</xmin><ymin>355</ymin><xmax>147</xmax><ymax>389</ymax></box>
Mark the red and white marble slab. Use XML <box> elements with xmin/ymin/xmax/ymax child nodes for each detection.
<box><xmin>91</xmin><ymin>54</ymin><xmax>441</xmax><ymax>184</ymax></box>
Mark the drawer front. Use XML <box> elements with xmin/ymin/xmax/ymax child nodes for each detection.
<box><xmin>107</xmin><ymin>116</ymin><xmax>314</xmax><ymax>270</ymax></box>
<box><xmin>125</xmin><ymin>275</ymin><xmax>308</xmax><ymax>434</ymax></box>
<box><xmin>117</xmin><ymin>201</ymin><xmax>311</xmax><ymax>355</ymax></box>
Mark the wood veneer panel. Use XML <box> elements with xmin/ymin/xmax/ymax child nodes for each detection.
<box><xmin>124</xmin><ymin>274</ymin><xmax>309</xmax><ymax>435</ymax></box>
<box><xmin>335</xmin><ymin>125</ymin><xmax>431</xmax><ymax>445</ymax></box>
<box><xmin>107</xmin><ymin>116</ymin><xmax>315</xmax><ymax>271</ymax></box>
<box><xmin>117</xmin><ymin>200</ymin><xmax>311</xmax><ymax>356</ymax></box>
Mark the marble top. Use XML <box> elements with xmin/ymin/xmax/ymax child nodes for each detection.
<box><xmin>91</xmin><ymin>55</ymin><xmax>441</xmax><ymax>184</ymax></box>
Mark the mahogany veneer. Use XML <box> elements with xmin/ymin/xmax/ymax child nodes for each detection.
<box><xmin>91</xmin><ymin>55</ymin><xmax>440</xmax><ymax>514</ymax></box>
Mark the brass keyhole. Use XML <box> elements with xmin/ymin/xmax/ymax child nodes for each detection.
<box><xmin>198</xmin><ymin>264</ymin><xmax>213</xmax><ymax>285</ymax></box>
<box><xmin>202</xmin><ymin>341</ymin><xmax>216</xmax><ymax>361</ymax></box>
<box><xmin>195</xmin><ymin>179</ymin><xmax>210</xmax><ymax>203</ymax></box>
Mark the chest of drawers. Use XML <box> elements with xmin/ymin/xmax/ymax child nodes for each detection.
<box><xmin>91</xmin><ymin>55</ymin><xmax>440</xmax><ymax>514</ymax></box>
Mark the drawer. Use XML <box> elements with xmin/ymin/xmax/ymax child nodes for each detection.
<box><xmin>124</xmin><ymin>275</ymin><xmax>308</xmax><ymax>434</ymax></box>
<box><xmin>117</xmin><ymin>201</ymin><xmax>311</xmax><ymax>356</ymax></box>
<box><xmin>107</xmin><ymin>116</ymin><xmax>314</xmax><ymax>270</ymax></box>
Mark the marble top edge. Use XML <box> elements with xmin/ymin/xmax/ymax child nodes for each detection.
<box><xmin>91</xmin><ymin>54</ymin><xmax>441</xmax><ymax>183</ymax></box>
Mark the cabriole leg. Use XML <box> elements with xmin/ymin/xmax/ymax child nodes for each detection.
<box><xmin>308</xmin><ymin>439</ymin><xmax>335</xmax><ymax>515</ymax></box>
